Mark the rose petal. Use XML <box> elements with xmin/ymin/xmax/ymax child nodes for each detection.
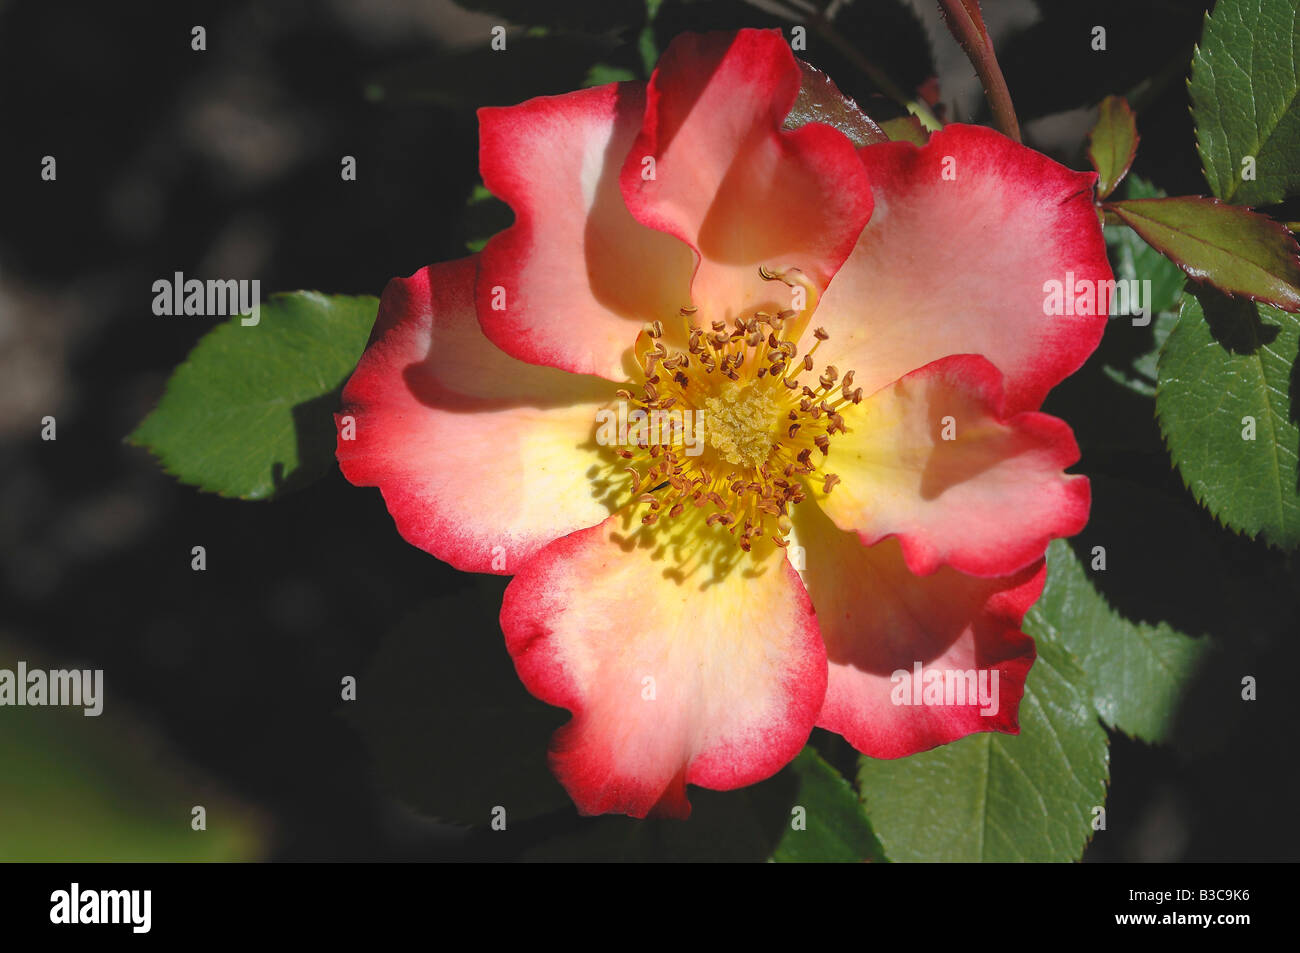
<box><xmin>337</xmin><ymin>257</ymin><xmax>615</xmax><ymax>573</ymax></box>
<box><xmin>502</xmin><ymin>514</ymin><xmax>825</xmax><ymax>817</ymax></box>
<box><xmin>793</xmin><ymin>501</ymin><xmax>1041</xmax><ymax>758</ymax></box>
<box><xmin>816</xmin><ymin>123</ymin><xmax>1110</xmax><ymax>414</ymax></box>
<box><xmin>813</xmin><ymin>354</ymin><xmax>1089</xmax><ymax>577</ymax></box>
<box><xmin>620</xmin><ymin>29</ymin><xmax>873</xmax><ymax>326</ymax></box>
<box><xmin>477</xmin><ymin>82</ymin><xmax>696</xmax><ymax>380</ymax></box>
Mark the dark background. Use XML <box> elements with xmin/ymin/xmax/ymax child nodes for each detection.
<box><xmin>1</xmin><ymin>0</ymin><xmax>1295</xmax><ymax>861</ymax></box>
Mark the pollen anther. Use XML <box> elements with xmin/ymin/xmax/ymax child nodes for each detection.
<box><xmin>608</xmin><ymin>273</ymin><xmax>860</xmax><ymax>549</ymax></box>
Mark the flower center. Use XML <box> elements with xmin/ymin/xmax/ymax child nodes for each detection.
<box><xmin>700</xmin><ymin>383</ymin><xmax>782</xmax><ymax>467</ymax></box>
<box><xmin>605</xmin><ymin>266</ymin><xmax>864</xmax><ymax>552</ymax></box>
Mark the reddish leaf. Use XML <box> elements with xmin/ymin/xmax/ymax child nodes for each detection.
<box><xmin>1108</xmin><ymin>197</ymin><xmax>1300</xmax><ymax>312</ymax></box>
<box><xmin>784</xmin><ymin>59</ymin><xmax>888</xmax><ymax>146</ymax></box>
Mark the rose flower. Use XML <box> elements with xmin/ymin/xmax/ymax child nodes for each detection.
<box><xmin>337</xmin><ymin>29</ymin><xmax>1110</xmax><ymax>818</ymax></box>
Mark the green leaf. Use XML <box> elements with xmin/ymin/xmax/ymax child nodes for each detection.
<box><xmin>1189</xmin><ymin>0</ymin><xmax>1300</xmax><ymax>206</ymax></box>
<box><xmin>1088</xmin><ymin>95</ymin><xmax>1139</xmax><ymax>199</ymax></box>
<box><xmin>638</xmin><ymin>0</ymin><xmax>663</xmax><ymax>78</ymax></box>
<box><xmin>1156</xmin><ymin>290</ymin><xmax>1300</xmax><ymax>548</ymax></box>
<box><xmin>771</xmin><ymin>748</ymin><xmax>886</xmax><ymax>863</ymax></box>
<box><xmin>1025</xmin><ymin>540</ymin><xmax>1209</xmax><ymax>743</ymax></box>
<box><xmin>880</xmin><ymin>115</ymin><xmax>929</xmax><ymax>145</ymax></box>
<box><xmin>583</xmin><ymin>63</ymin><xmax>637</xmax><ymax>86</ymax></box>
<box><xmin>522</xmin><ymin>746</ymin><xmax>886</xmax><ymax>861</ymax></box>
<box><xmin>1108</xmin><ymin>196</ymin><xmax>1300</xmax><ymax>312</ymax></box>
<box><xmin>129</xmin><ymin>292</ymin><xmax>378</xmax><ymax>501</ymax></box>
<box><xmin>347</xmin><ymin>583</ymin><xmax>570</xmax><ymax>827</ymax></box>
<box><xmin>856</xmin><ymin>638</ymin><xmax>1109</xmax><ymax>862</ymax></box>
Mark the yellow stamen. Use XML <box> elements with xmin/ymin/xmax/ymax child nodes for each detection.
<box><xmin>599</xmin><ymin>265</ymin><xmax>859</xmax><ymax>549</ymax></box>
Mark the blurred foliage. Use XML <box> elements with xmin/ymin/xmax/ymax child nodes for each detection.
<box><xmin>0</xmin><ymin>641</ymin><xmax>267</xmax><ymax>861</ymax></box>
